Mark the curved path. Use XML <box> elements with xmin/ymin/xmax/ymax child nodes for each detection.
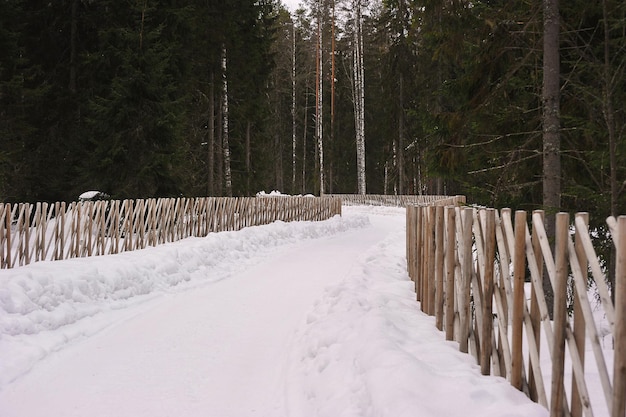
<box><xmin>0</xmin><ymin>207</ymin><xmax>547</xmax><ymax>417</ymax></box>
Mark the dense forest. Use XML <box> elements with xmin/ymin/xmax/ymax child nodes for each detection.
<box><xmin>1</xmin><ymin>0</ymin><xmax>625</xmax><ymax>222</ymax></box>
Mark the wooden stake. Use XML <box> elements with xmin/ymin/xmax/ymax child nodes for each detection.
<box><xmin>445</xmin><ymin>206</ymin><xmax>456</xmax><ymax>341</ymax></box>
<box><xmin>481</xmin><ymin>208</ymin><xmax>495</xmax><ymax>375</ymax></box>
<box><xmin>551</xmin><ymin>212</ymin><xmax>569</xmax><ymax>417</ymax></box>
<box><xmin>613</xmin><ymin>216</ymin><xmax>626</xmax><ymax>417</ymax></box>
<box><xmin>435</xmin><ymin>205</ymin><xmax>444</xmax><ymax>329</ymax></box>
<box><xmin>416</xmin><ymin>206</ymin><xmax>423</xmax><ymax>302</ymax></box>
<box><xmin>529</xmin><ymin>210</ymin><xmax>545</xmax><ymax>402</ymax></box>
<box><xmin>571</xmin><ymin>212</ymin><xmax>588</xmax><ymax>417</ymax></box>
<box><xmin>459</xmin><ymin>207</ymin><xmax>473</xmax><ymax>353</ymax></box>
<box><xmin>511</xmin><ymin>210</ymin><xmax>526</xmax><ymax>391</ymax></box>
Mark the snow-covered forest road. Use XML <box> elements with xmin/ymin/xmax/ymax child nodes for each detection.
<box><xmin>0</xmin><ymin>206</ymin><xmax>548</xmax><ymax>417</ymax></box>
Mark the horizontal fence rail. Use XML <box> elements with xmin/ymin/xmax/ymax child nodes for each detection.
<box><xmin>327</xmin><ymin>194</ymin><xmax>466</xmax><ymax>207</ymax></box>
<box><xmin>407</xmin><ymin>203</ymin><xmax>625</xmax><ymax>417</ymax></box>
<box><xmin>0</xmin><ymin>196</ymin><xmax>341</xmax><ymax>269</ymax></box>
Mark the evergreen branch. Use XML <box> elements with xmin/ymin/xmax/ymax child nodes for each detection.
<box><xmin>467</xmin><ymin>151</ymin><xmax>540</xmax><ymax>175</ymax></box>
<box><xmin>444</xmin><ymin>130</ymin><xmax>541</xmax><ymax>148</ymax></box>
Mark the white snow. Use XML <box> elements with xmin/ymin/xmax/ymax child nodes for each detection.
<box><xmin>283</xmin><ymin>0</ymin><xmax>302</xmax><ymax>12</ymax></box>
<box><xmin>0</xmin><ymin>206</ymin><xmax>550</xmax><ymax>417</ymax></box>
<box><xmin>77</xmin><ymin>190</ymin><xmax>107</xmax><ymax>201</ymax></box>
<box><xmin>256</xmin><ymin>190</ymin><xmax>315</xmax><ymax>197</ymax></box>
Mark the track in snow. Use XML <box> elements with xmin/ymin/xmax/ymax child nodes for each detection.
<box><xmin>0</xmin><ymin>206</ymin><xmax>547</xmax><ymax>417</ymax></box>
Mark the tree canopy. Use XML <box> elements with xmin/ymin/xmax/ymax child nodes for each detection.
<box><xmin>0</xmin><ymin>0</ymin><xmax>624</xmax><ymax>224</ymax></box>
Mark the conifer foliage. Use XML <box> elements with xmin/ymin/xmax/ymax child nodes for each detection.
<box><xmin>0</xmin><ymin>0</ymin><xmax>624</xmax><ymax>226</ymax></box>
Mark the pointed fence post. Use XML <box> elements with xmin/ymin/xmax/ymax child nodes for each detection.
<box><xmin>459</xmin><ymin>207</ymin><xmax>473</xmax><ymax>353</ymax></box>
<box><xmin>427</xmin><ymin>206</ymin><xmax>436</xmax><ymax>316</ymax></box>
<box><xmin>415</xmin><ymin>206</ymin><xmax>423</xmax><ymax>302</ymax></box>
<box><xmin>571</xmin><ymin>212</ymin><xmax>588</xmax><ymax>417</ymax></box>
<box><xmin>529</xmin><ymin>209</ymin><xmax>545</xmax><ymax>401</ymax></box>
<box><xmin>480</xmin><ymin>208</ymin><xmax>495</xmax><ymax>375</ymax></box>
<box><xmin>445</xmin><ymin>206</ymin><xmax>456</xmax><ymax>341</ymax></box>
<box><xmin>551</xmin><ymin>212</ymin><xmax>569</xmax><ymax>417</ymax></box>
<box><xmin>614</xmin><ymin>216</ymin><xmax>626</xmax><ymax>417</ymax></box>
<box><xmin>511</xmin><ymin>210</ymin><xmax>526</xmax><ymax>391</ymax></box>
<box><xmin>4</xmin><ymin>204</ymin><xmax>11</xmax><ymax>268</ymax></box>
<box><xmin>435</xmin><ymin>205</ymin><xmax>445</xmax><ymax>330</ymax></box>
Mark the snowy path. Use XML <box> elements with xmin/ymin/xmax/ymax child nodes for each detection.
<box><xmin>0</xmin><ymin>206</ymin><xmax>548</xmax><ymax>417</ymax></box>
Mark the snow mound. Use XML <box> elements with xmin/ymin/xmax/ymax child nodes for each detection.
<box><xmin>286</xmin><ymin>228</ymin><xmax>548</xmax><ymax>417</ymax></box>
<box><xmin>256</xmin><ymin>190</ymin><xmax>315</xmax><ymax>197</ymax></box>
<box><xmin>0</xmin><ymin>213</ymin><xmax>368</xmax><ymax>388</ymax></box>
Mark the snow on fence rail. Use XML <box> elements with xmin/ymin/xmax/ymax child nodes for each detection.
<box><xmin>406</xmin><ymin>203</ymin><xmax>625</xmax><ymax>417</ymax></box>
<box><xmin>0</xmin><ymin>196</ymin><xmax>341</xmax><ymax>269</ymax></box>
<box><xmin>326</xmin><ymin>193</ymin><xmax>462</xmax><ymax>207</ymax></box>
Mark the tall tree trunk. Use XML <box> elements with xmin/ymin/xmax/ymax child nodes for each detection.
<box><xmin>69</xmin><ymin>0</ymin><xmax>78</xmax><ymax>94</ymax></box>
<box><xmin>384</xmin><ymin>159</ymin><xmax>389</xmax><ymax>195</ymax></box>
<box><xmin>292</xmin><ymin>21</ymin><xmax>297</xmax><ymax>195</ymax></box>
<box><xmin>602</xmin><ymin>0</ymin><xmax>617</xmax><ymax>302</ymax></box>
<box><xmin>275</xmin><ymin>132</ymin><xmax>283</xmax><ymax>191</ymax></box>
<box><xmin>302</xmin><ymin>79</ymin><xmax>309</xmax><ymax>194</ymax></box>
<box><xmin>398</xmin><ymin>73</ymin><xmax>405</xmax><ymax>194</ymax></box>
<box><xmin>139</xmin><ymin>0</ymin><xmax>147</xmax><ymax>50</ymax></box>
<box><xmin>330</xmin><ymin>0</ymin><xmax>336</xmax><ymax>195</ymax></box>
<box><xmin>315</xmin><ymin>5</ymin><xmax>324</xmax><ymax>195</ymax></box>
<box><xmin>542</xmin><ymin>0</ymin><xmax>561</xmax><ymax>220</ymax></box>
<box><xmin>542</xmin><ymin>0</ymin><xmax>560</xmax><ymax>315</ymax></box>
<box><xmin>216</xmin><ymin>70</ymin><xmax>223</xmax><ymax>195</ymax></box>
<box><xmin>353</xmin><ymin>0</ymin><xmax>366</xmax><ymax>195</ymax></box>
<box><xmin>208</xmin><ymin>71</ymin><xmax>215</xmax><ymax>196</ymax></box>
<box><xmin>246</xmin><ymin>120</ymin><xmax>251</xmax><ymax>195</ymax></box>
<box><xmin>603</xmin><ymin>0</ymin><xmax>618</xmax><ymax>218</ymax></box>
<box><xmin>392</xmin><ymin>140</ymin><xmax>398</xmax><ymax>195</ymax></box>
<box><xmin>221</xmin><ymin>45</ymin><xmax>232</xmax><ymax>197</ymax></box>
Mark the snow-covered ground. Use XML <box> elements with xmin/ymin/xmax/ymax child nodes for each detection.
<box><xmin>0</xmin><ymin>206</ymin><xmax>550</xmax><ymax>417</ymax></box>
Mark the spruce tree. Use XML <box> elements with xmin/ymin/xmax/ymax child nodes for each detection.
<box><xmin>82</xmin><ymin>1</ymin><xmax>191</xmax><ymax>198</ymax></box>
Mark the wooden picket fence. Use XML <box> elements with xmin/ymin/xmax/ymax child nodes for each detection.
<box><xmin>327</xmin><ymin>193</ymin><xmax>462</xmax><ymax>207</ymax></box>
<box><xmin>0</xmin><ymin>196</ymin><xmax>341</xmax><ymax>269</ymax></box>
<box><xmin>407</xmin><ymin>202</ymin><xmax>625</xmax><ymax>417</ymax></box>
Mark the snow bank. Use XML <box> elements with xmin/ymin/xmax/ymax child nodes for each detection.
<box><xmin>0</xmin><ymin>213</ymin><xmax>369</xmax><ymax>388</ymax></box>
<box><xmin>286</xmin><ymin>221</ymin><xmax>548</xmax><ymax>417</ymax></box>
<box><xmin>256</xmin><ymin>190</ymin><xmax>315</xmax><ymax>197</ymax></box>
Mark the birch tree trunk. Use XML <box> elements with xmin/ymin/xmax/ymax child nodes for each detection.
<box><xmin>292</xmin><ymin>21</ymin><xmax>297</xmax><ymax>194</ymax></box>
<box><xmin>275</xmin><ymin>131</ymin><xmax>284</xmax><ymax>191</ymax></box>
<box><xmin>246</xmin><ymin>120</ymin><xmax>251</xmax><ymax>195</ymax></box>
<box><xmin>216</xmin><ymin>77</ymin><xmax>223</xmax><ymax>195</ymax></box>
<box><xmin>302</xmin><ymin>78</ymin><xmax>309</xmax><ymax>194</ymax></box>
<box><xmin>329</xmin><ymin>0</ymin><xmax>336</xmax><ymax>195</ymax></box>
<box><xmin>315</xmin><ymin>4</ymin><xmax>324</xmax><ymax>195</ymax></box>
<box><xmin>353</xmin><ymin>0</ymin><xmax>366</xmax><ymax>195</ymax></box>
<box><xmin>397</xmin><ymin>72</ymin><xmax>404</xmax><ymax>194</ymax></box>
<box><xmin>221</xmin><ymin>45</ymin><xmax>233</xmax><ymax>196</ymax></box>
<box><xmin>208</xmin><ymin>71</ymin><xmax>215</xmax><ymax>196</ymax></box>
